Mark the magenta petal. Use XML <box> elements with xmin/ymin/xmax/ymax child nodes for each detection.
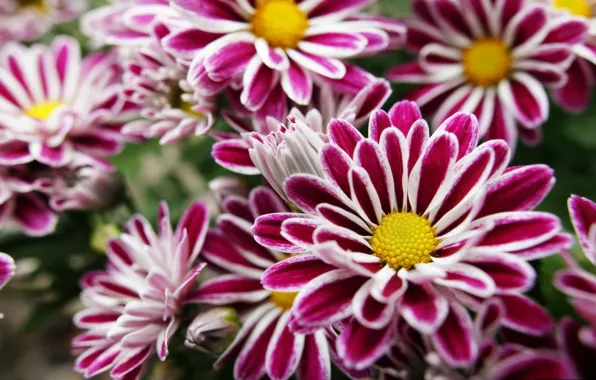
<box><xmin>261</xmin><ymin>255</ymin><xmax>334</xmax><ymax>292</ymax></box>
<box><xmin>110</xmin><ymin>346</ymin><xmax>151</xmax><ymax>379</ymax></box>
<box><xmin>336</xmin><ymin>318</ymin><xmax>396</xmax><ymax>371</ymax></box>
<box><xmin>296</xmin><ymin>332</ymin><xmax>331</xmax><ymax>380</ymax></box>
<box><xmin>212</xmin><ymin>139</ymin><xmax>259</xmax><ymax>175</ymax></box>
<box><xmin>13</xmin><ymin>193</ymin><xmax>58</xmax><ymax>237</ymax></box>
<box><xmin>328</xmin><ymin>119</ymin><xmax>364</xmax><ymax>156</ymax></box>
<box><xmin>558</xmin><ymin>317</ymin><xmax>596</xmax><ymax>378</ymax></box>
<box><xmin>498</xmin><ymin>294</ymin><xmax>554</xmax><ymax>336</ymax></box>
<box><xmin>489</xmin><ymin>350</ymin><xmax>573</xmax><ymax>380</ymax></box>
<box><xmin>0</xmin><ymin>252</ymin><xmax>15</xmax><ymax>289</ymax></box>
<box><xmin>266</xmin><ymin>312</ymin><xmax>304</xmax><ymax>380</ymax></box>
<box><xmin>254</xmin><ymin>213</ymin><xmax>309</xmax><ymax>253</ymax></box>
<box><xmin>436</xmin><ymin>113</ymin><xmax>479</xmax><ymax>160</ymax></box>
<box><xmin>235</xmin><ymin>310</ymin><xmax>280</xmax><ymax>380</ymax></box>
<box><xmin>284</xmin><ymin>175</ymin><xmax>349</xmax><ymax>214</ymax></box>
<box><xmin>387</xmin><ymin>100</ymin><xmax>422</xmax><ymax>136</ymax></box>
<box><xmin>569</xmin><ymin>194</ymin><xmax>596</xmax><ymax>263</ymax></box>
<box><xmin>399</xmin><ymin>282</ymin><xmax>449</xmax><ymax>334</ymax></box>
<box><xmin>176</xmin><ymin>201</ymin><xmax>209</xmax><ymax>262</ymax></box>
<box><xmin>368</xmin><ymin>110</ymin><xmax>392</xmax><ymax>143</ymax></box>
<box><xmin>431</xmin><ymin>303</ymin><xmax>478</xmax><ymax>367</ymax></box>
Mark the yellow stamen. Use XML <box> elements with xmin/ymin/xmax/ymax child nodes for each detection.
<box><xmin>180</xmin><ymin>100</ymin><xmax>203</xmax><ymax>118</ymax></box>
<box><xmin>370</xmin><ymin>212</ymin><xmax>439</xmax><ymax>271</ymax></box>
<box><xmin>24</xmin><ymin>101</ymin><xmax>62</xmax><ymax>120</ymax></box>
<box><xmin>463</xmin><ymin>38</ymin><xmax>512</xmax><ymax>87</ymax></box>
<box><xmin>269</xmin><ymin>291</ymin><xmax>298</xmax><ymax>310</ymax></box>
<box><xmin>251</xmin><ymin>0</ymin><xmax>309</xmax><ymax>49</ymax></box>
<box><xmin>553</xmin><ymin>0</ymin><xmax>592</xmax><ymax>17</ymax></box>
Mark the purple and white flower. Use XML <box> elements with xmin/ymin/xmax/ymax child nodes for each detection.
<box><xmin>195</xmin><ymin>184</ymin><xmax>333</xmax><ymax>380</ymax></box>
<box><xmin>212</xmin><ymin>77</ymin><xmax>391</xmax><ymax>177</ymax></box>
<box><xmin>72</xmin><ymin>201</ymin><xmax>209</xmax><ymax>380</ymax></box>
<box><xmin>0</xmin><ymin>252</ymin><xmax>15</xmax><ymax>290</ymax></box>
<box><xmin>254</xmin><ymin>101</ymin><xmax>570</xmax><ymax>369</ymax></box>
<box><xmin>120</xmin><ymin>21</ymin><xmax>216</xmax><ymax>145</ymax></box>
<box><xmin>166</xmin><ymin>0</ymin><xmax>403</xmax><ymax>110</ymax></box>
<box><xmin>388</xmin><ymin>0</ymin><xmax>587</xmax><ymax>148</ymax></box>
<box><xmin>0</xmin><ymin>37</ymin><xmax>128</xmax><ymax>168</ymax></box>
<box><xmin>0</xmin><ymin>0</ymin><xmax>86</xmax><ymax>44</ymax></box>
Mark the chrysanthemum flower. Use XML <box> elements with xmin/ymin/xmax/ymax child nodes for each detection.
<box><xmin>194</xmin><ymin>185</ymin><xmax>333</xmax><ymax>380</ymax></box>
<box><xmin>166</xmin><ymin>0</ymin><xmax>402</xmax><ymax>110</ymax></box>
<box><xmin>72</xmin><ymin>201</ymin><xmax>209</xmax><ymax>380</ymax></box>
<box><xmin>388</xmin><ymin>0</ymin><xmax>587</xmax><ymax>148</ymax></box>
<box><xmin>0</xmin><ymin>252</ymin><xmax>15</xmax><ymax>290</ymax></box>
<box><xmin>378</xmin><ymin>300</ymin><xmax>574</xmax><ymax>379</ymax></box>
<box><xmin>553</xmin><ymin>195</ymin><xmax>596</xmax><ymax>376</ymax></box>
<box><xmin>212</xmin><ymin>76</ymin><xmax>391</xmax><ymax>177</ymax></box>
<box><xmin>120</xmin><ymin>21</ymin><xmax>216</xmax><ymax>145</ymax></box>
<box><xmin>81</xmin><ymin>0</ymin><xmax>173</xmax><ymax>47</ymax></box>
<box><xmin>254</xmin><ymin>101</ymin><xmax>570</xmax><ymax>369</ymax></box>
<box><xmin>0</xmin><ymin>0</ymin><xmax>86</xmax><ymax>44</ymax></box>
<box><xmin>0</xmin><ymin>37</ymin><xmax>128</xmax><ymax>168</ymax></box>
<box><xmin>0</xmin><ymin>164</ymin><xmax>58</xmax><ymax>236</ymax></box>
<box><xmin>537</xmin><ymin>0</ymin><xmax>596</xmax><ymax>112</ymax></box>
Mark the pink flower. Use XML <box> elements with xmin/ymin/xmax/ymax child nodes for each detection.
<box><xmin>537</xmin><ymin>0</ymin><xmax>596</xmax><ymax>112</ymax></box>
<box><xmin>388</xmin><ymin>0</ymin><xmax>587</xmax><ymax>148</ymax></box>
<box><xmin>378</xmin><ymin>301</ymin><xmax>574</xmax><ymax>379</ymax></box>
<box><xmin>0</xmin><ymin>164</ymin><xmax>58</xmax><ymax>236</ymax></box>
<box><xmin>72</xmin><ymin>201</ymin><xmax>209</xmax><ymax>380</ymax></box>
<box><xmin>120</xmin><ymin>21</ymin><xmax>216</xmax><ymax>145</ymax></box>
<box><xmin>195</xmin><ymin>185</ymin><xmax>333</xmax><ymax>380</ymax></box>
<box><xmin>253</xmin><ymin>101</ymin><xmax>570</xmax><ymax>369</ymax></box>
<box><xmin>212</xmin><ymin>77</ymin><xmax>391</xmax><ymax>176</ymax></box>
<box><xmin>81</xmin><ymin>0</ymin><xmax>173</xmax><ymax>47</ymax></box>
<box><xmin>553</xmin><ymin>195</ymin><xmax>596</xmax><ymax>376</ymax></box>
<box><xmin>0</xmin><ymin>0</ymin><xmax>86</xmax><ymax>44</ymax></box>
<box><xmin>166</xmin><ymin>0</ymin><xmax>403</xmax><ymax>110</ymax></box>
<box><xmin>0</xmin><ymin>252</ymin><xmax>15</xmax><ymax>290</ymax></box>
<box><xmin>0</xmin><ymin>37</ymin><xmax>129</xmax><ymax>168</ymax></box>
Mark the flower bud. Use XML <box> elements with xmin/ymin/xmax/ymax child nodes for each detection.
<box><xmin>185</xmin><ymin>307</ymin><xmax>240</xmax><ymax>355</ymax></box>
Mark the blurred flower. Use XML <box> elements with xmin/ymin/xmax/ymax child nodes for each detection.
<box><xmin>0</xmin><ymin>164</ymin><xmax>58</xmax><ymax>236</ymax></box>
<box><xmin>0</xmin><ymin>37</ymin><xmax>128</xmax><ymax>168</ymax></box>
<box><xmin>72</xmin><ymin>201</ymin><xmax>209</xmax><ymax>380</ymax></box>
<box><xmin>212</xmin><ymin>78</ymin><xmax>391</xmax><ymax>175</ymax></box>
<box><xmin>0</xmin><ymin>0</ymin><xmax>86</xmax><ymax>44</ymax></box>
<box><xmin>378</xmin><ymin>300</ymin><xmax>574</xmax><ymax>379</ymax></box>
<box><xmin>185</xmin><ymin>307</ymin><xmax>241</xmax><ymax>355</ymax></box>
<box><xmin>166</xmin><ymin>0</ymin><xmax>402</xmax><ymax>110</ymax></box>
<box><xmin>195</xmin><ymin>186</ymin><xmax>333</xmax><ymax>380</ymax></box>
<box><xmin>537</xmin><ymin>0</ymin><xmax>596</xmax><ymax>112</ymax></box>
<box><xmin>0</xmin><ymin>252</ymin><xmax>15</xmax><ymax>289</ymax></box>
<box><xmin>254</xmin><ymin>101</ymin><xmax>570</xmax><ymax>369</ymax></box>
<box><xmin>81</xmin><ymin>0</ymin><xmax>173</xmax><ymax>47</ymax></box>
<box><xmin>208</xmin><ymin>177</ymin><xmax>248</xmax><ymax>208</ymax></box>
<box><xmin>554</xmin><ymin>195</ymin><xmax>596</xmax><ymax>376</ymax></box>
<box><xmin>121</xmin><ymin>21</ymin><xmax>215</xmax><ymax>145</ymax></box>
<box><xmin>389</xmin><ymin>0</ymin><xmax>587</xmax><ymax>148</ymax></box>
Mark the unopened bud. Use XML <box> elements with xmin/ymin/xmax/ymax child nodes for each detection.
<box><xmin>90</xmin><ymin>224</ymin><xmax>120</xmax><ymax>253</ymax></box>
<box><xmin>185</xmin><ymin>307</ymin><xmax>240</xmax><ymax>355</ymax></box>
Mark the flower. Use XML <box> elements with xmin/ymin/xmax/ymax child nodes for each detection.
<box><xmin>0</xmin><ymin>252</ymin><xmax>15</xmax><ymax>289</ymax></box>
<box><xmin>378</xmin><ymin>300</ymin><xmax>574</xmax><ymax>379</ymax></box>
<box><xmin>167</xmin><ymin>0</ymin><xmax>402</xmax><ymax>110</ymax></box>
<box><xmin>537</xmin><ymin>0</ymin><xmax>596</xmax><ymax>112</ymax></box>
<box><xmin>72</xmin><ymin>201</ymin><xmax>209</xmax><ymax>380</ymax></box>
<box><xmin>212</xmin><ymin>77</ymin><xmax>391</xmax><ymax>176</ymax></box>
<box><xmin>81</xmin><ymin>0</ymin><xmax>173</xmax><ymax>47</ymax></box>
<box><xmin>194</xmin><ymin>184</ymin><xmax>333</xmax><ymax>380</ymax></box>
<box><xmin>0</xmin><ymin>164</ymin><xmax>58</xmax><ymax>236</ymax></box>
<box><xmin>0</xmin><ymin>37</ymin><xmax>128</xmax><ymax>168</ymax></box>
<box><xmin>0</xmin><ymin>0</ymin><xmax>86</xmax><ymax>44</ymax></box>
<box><xmin>553</xmin><ymin>195</ymin><xmax>596</xmax><ymax>376</ymax></box>
<box><xmin>254</xmin><ymin>101</ymin><xmax>570</xmax><ymax>369</ymax></box>
<box><xmin>120</xmin><ymin>21</ymin><xmax>216</xmax><ymax>145</ymax></box>
<box><xmin>388</xmin><ymin>0</ymin><xmax>587</xmax><ymax>148</ymax></box>
<box><xmin>184</xmin><ymin>307</ymin><xmax>241</xmax><ymax>355</ymax></box>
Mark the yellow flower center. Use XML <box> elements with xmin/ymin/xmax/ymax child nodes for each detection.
<box><xmin>251</xmin><ymin>0</ymin><xmax>309</xmax><ymax>49</ymax></box>
<box><xmin>269</xmin><ymin>291</ymin><xmax>298</xmax><ymax>310</ymax></box>
<box><xmin>180</xmin><ymin>100</ymin><xmax>203</xmax><ymax>118</ymax></box>
<box><xmin>463</xmin><ymin>39</ymin><xmax>512</xmax><ymax>87</ymax></box>
<box><xmin>18</xmin><ymin>0</ymin><xmax>46</xmax><ymax>12</ymax></box>
<box><xmin>553</xmin><ymin>0</ymin><xmax>592</xmax><ymax>17</ymax></box>
<box><xmin>24</xmin><ymin>101</ymin><xmax>62</xmax><ymax>120</ymax></box>
<box><xmin>370</xmin><ymin>212</ymin><xmax>439</xmax><ymax>271</ymax></box>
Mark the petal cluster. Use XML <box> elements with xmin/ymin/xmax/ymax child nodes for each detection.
<box><xmin>72</xmin><ymin>201</ymin><xmax>208</xmax><ymax>379</ymax></box>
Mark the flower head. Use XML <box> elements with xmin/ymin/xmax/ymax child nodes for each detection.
<box><xmin>254</xmin><ymin>101</ymin><xmax>570</xmax><ymax>369</ymax></box>
<box><xmin>389</xmin><ymin>0</ymin><xmax>588</xmax><ymax>148</ymax></box>
<box><xmin>120</xmin><ymin>21</ymin><xmax>216</xmax><ymax>145</ymax></box>
<box><xmin>72</xmin><ymin>201</ymin><xmax>209</xmax><ymax>380</ymax></box>
<box><xmin>0</xmin><ymin>37</ymin><xmax>129</xmax><ymax>168</ymax></box>
<box><xmin>166</xmin><ymin>0</ymin><xmax>402</xmax><ymax>110</ymax></box>
<box><xmin>212</xmin><ymin>77</ymin><xmax>391</xmax><ymax>176</ymax></box>
<box><xmin>194</xmin><ymin>184</ymin><xmax>333</xmax><ymax>380</ymax></box>
<box><xmin>0</xmin><ymin>0</ymin><xmax>86</xmax><ymax>44</ymax></box>
<box><xmin>184</xmin><ymin>307</ymin><xmax>241</xmax><ymax>355</ymax></box>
